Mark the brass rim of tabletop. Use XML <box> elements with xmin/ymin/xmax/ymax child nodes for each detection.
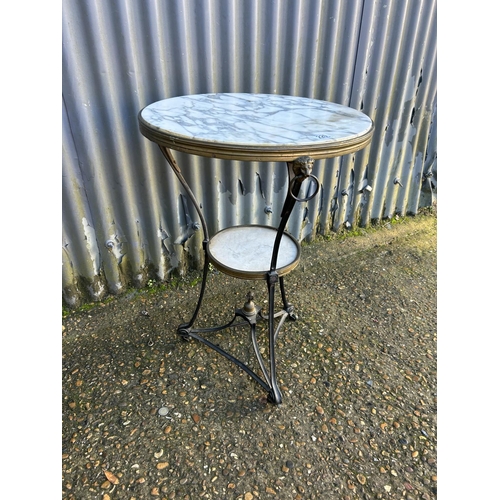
<box><xmin>138</xmin><ymin>114</ymin><xmax>374</xmax><ymax>162</ymax></box>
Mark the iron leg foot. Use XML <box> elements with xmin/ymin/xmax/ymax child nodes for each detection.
<box><xmin>279</xmin><ymin>276</ymin><xmax>298</xmax><ymax>321</ymax></box>
<box><xmin>286</xmin><ymin>306</ymin><xmax>298</xmax><ymax>321</ymax></box>
<box><xmin>177</xmin><ymin>324</ymin><xmax>192</xmax><ymax>341</ymax></box>
<box><xmin>267</xmin><ymin>388</ymin><xmax>283</xmax><ymax>405</ymax></box>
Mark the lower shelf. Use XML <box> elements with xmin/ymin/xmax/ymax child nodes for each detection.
<box><xmin>206</xmin><ymin>224</ymin><xmax>301</xmax><ymax>280</ymax></box>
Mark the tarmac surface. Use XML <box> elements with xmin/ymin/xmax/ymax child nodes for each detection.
<box><xmin>62</xmin><ymin>212</ymin><xmax>437</xmax><ymax>500</ymax></box>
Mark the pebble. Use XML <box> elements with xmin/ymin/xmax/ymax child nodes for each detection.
<box><xmin>104</xmin><ymin>470</ymin><xmax>119</xmax><ymax>485</ymax></box>
<box><xmin>356</xmin><ymin>474</ymin><xmax>366</xmax><ymax>485</ymax></box>
<box><xmin>158</xmin><ymin>407</ymin><xmax>169</xmax><ymax>416</ymax></box>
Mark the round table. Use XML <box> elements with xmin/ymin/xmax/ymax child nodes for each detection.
<box><xmin>139</xmin><ymin>93</ymin><xmax>373</xmax><ymax>404</ymax></box>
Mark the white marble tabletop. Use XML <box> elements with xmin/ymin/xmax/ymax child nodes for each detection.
<box><xmin>139</xmin><ymin>93</ymin><xmax>373</xmax><ymax>161</ymax></box>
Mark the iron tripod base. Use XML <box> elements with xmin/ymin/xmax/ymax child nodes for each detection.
<box><xmin>176</xmin><ymin>281</ymin><xmax>298</xmax><ymax>405</ymax></box>
<box><xmin>159</xmin><ymin>146</ymin><xmax>318</xmax><ymax>404</ymax></box>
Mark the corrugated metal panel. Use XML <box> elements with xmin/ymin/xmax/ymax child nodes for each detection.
<box><xmin>62</xmin><ymin>0</ymin><xmax>437</xmax><ymax>307</ymax></box>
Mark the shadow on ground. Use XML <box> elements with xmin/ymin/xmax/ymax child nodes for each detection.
<box><xmin>62</xmin><ymin>213</ymin><xmax>437</xmax><ymax>500</ymax></box>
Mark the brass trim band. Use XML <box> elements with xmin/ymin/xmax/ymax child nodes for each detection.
<box><xmin>139</xmin><ymin>114</ymin><xmax>374</xmax><ymax>161</ymax></box>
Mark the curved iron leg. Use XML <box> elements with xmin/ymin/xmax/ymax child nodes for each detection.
<box><xmin>263</xmin><ymin>157</ymin><xmax>317</xmax><ymax>402</ymax></box>
<box><xmin>266</xmin><ymin>271</ymin><xmax>283</xmax><ymax>404</ymax></box>
<box><xmin>158</xmin><ymin>146</ymin><xmax>211</xmax><ymax>338</ymax></box>
<box><xmin>177</xmin><ymin>243</ymin><xmax>210</xmax><ymax>338</ymax></box>
<box><xmin>279</xmin><ymin>276</ymin><xmax>297</xmax><ymax>321</ymax></box>
<box><xmin>250</xmin><ymin>322</ymin><xmax>271</xmax><ymax>388</ymax></box>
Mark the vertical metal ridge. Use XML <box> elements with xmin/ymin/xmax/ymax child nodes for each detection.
<box><xmin>405</xmin><ymin>0</ymin><xmax>437</xmax><ymax>215</ymax></box>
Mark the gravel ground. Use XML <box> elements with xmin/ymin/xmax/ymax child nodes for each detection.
<box><xmin>62</xmin><ymin>212</ymin><xmax>437</xmax><ymax>500</ymax></box>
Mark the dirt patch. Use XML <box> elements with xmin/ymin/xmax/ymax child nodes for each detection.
<box><xmin>63</xmin><ymin>213</ymin><xmax>437</xmax><ymax>499</ymax></box>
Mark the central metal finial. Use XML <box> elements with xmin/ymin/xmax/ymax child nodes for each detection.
<box><xmin>243</xmin><ymin>291</ymin><xmax>256</xmax><ymax>315</ymax></box>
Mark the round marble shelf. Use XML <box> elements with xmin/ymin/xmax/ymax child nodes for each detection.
<box><xmin>206</xmin><ymin>225</ymin><xmax>300</xmax><ymax>280</ymax></box>
<box><xmin>139</xmin><ymin>93</ymin><xmax>374</xmax><ymax>161</ymax></box>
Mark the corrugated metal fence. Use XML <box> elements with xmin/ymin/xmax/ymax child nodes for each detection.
<box><xmin>62</xmin><ymin>0</ymin><xmax>437</xmax><ymax>308</ymax></box>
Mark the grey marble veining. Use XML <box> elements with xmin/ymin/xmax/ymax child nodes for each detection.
<box><xmin>208</xmin><ymin>226</ymin><xmax>298</xmax><ymax>273</ymax></box>
<box><xmin>141</xmin><ymin>93</ymin><xmax>373</xmax><ymax>147</ymax></box>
